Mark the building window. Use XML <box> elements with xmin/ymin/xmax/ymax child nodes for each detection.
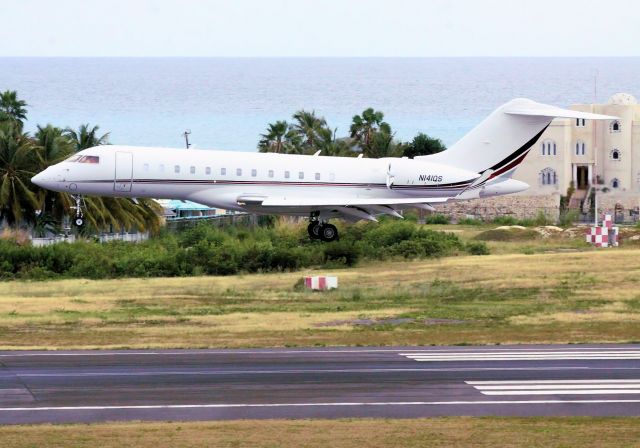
<box><xmin>251</xmin><ymin>169</ymin><xmax>257</xmax><ymax>177</ymax></box>
<box><xmin>315</xmin><ymin>172</ymin><xmax>321</xmax><ymax>181</ymax></box>
<box><xmin>221</xmin><ymin>167</ymin><xmax>226</xmax><ymax>175</ymax></box>
<box><xmin>174</xmin><ymin>165</ymin><xmax>180</xmax><ymax>173</ymax></box>
<box><xmin>611</xmin><ymin>178</ymin><xmax>620</xmax><ymax>189</ymax></box>
<box><xmin>205</xmin><ymin>167</ymin><xmax>211</xmax><ymax>175</ymax></box>
<box><xmin>610</xmin><ymin>149</ymin><xmax>621</xmax><ymax>161</ymax></box>
<box><xmin>143</xmin><ymin>163</ymin><xmax>149</xmax><ymax>171</ymax></box>
<box><xmin>576</xmin><ymin>118</ymin><xmax>586</xmax><ymax>127</ymax></box>
<box><xmin>284</xmin><ymin>170</ymin><xmax>290</xmax><ymax>179</ymax></box>
<box><xmin>541</xmin><ymin>139</ymin><xmax>556</xmax><ymax>156</ymax></box>
<box><xmin>299</xmin><ymin>171</ymin><xmax>304</xmax><ymax>180</ymax></box>
<box><xmin>575</xmin><ymin>140</ymin><xmax>586</xmax><ymax>156</ymax></box>
<box><xmin>236</xmin><ymin>168</ymin><xmax>242</xmax><ymax>176</ymax></box>
<box><xmin>268</xmin><ymin>170</ymin><xmax>274</xmax><ymax>178</ymax></box>
<box><xmin>610</xmin><ymin>120</ymin><xmax>621</xmax><ymax>133</ymax></box>
<box><xmin>190</xmin><ymin>166</ymin><xmax>196</xmax><ymax>174</ymax></box>
<box><xmin>540</xmin><ymin>168</ymin><xmax>558</xmax><ymax>186</ymax></box>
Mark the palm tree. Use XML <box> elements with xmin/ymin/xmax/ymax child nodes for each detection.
<box><xmin>64</xmin><ymin>124</ymin><xmax>110</xmax><ymax>151</ymax></box>
<box><xmin>0</xmin><ymin>90</ymin><xmax>28</xmax><ymax>131</ymax></box>
<box><xmin>316</xmin><ymin>127</ymin><xmax>355</xmax><ymax>157</ymax></box>
<box><xmin>349</xmin><ymin>108</ymin><xmax>391</xmax><ymax>152</ymax></box>
<box><xmin>258</xmin><ymin>121</ymin><xmax>290</xmax><ymax>153</ymax></box>
<box><xmin>34</xmin><ymin>125</ymin><xmax>75</xmax><ymax>221</ymax></box>
<box><xmin>0</xmin><ymin>124</ymin><xmax>40</xmax><ymax>225</ymax></box>
<box><xmin>291</xmin><ymin>110</ymin><xmax>326</xmax><ymax>151</ymax></box>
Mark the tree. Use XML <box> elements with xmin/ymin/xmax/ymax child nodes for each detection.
<box><xmin>34</xmin><ymin>125</ymin><xmax>75</xmax><ymax>221</ymax></box>
<box><xmin>0</xmin><ymin>90</ymin><xmax>28</xmax><ymax>131</ymax></box>
<box><xmin>258</xmin><ymin>121</ymin><xmax>290</xmax><ymax>153</ymax></box>
<box><xmin>291</xmin><ymin>110</ymin><xmax>326</xmax><ymax>152</ymax></box>
<box><xmin>403</xmin><ymin>133</ymin><xmax>446</xmax><ymax>158</ymax></box>
<box><xmin>316</xmin><ymin>127</ymin><xmax>356</xmax><ymax>157</ymax></box>
<box><xmin>64</xmin><ymin>124</ymin><xmax>110</xmax><ymax>151</ymax></box>
<box><xmin>349</xmin><ymin>108</ymin><xmax>391</xmax><ymax>150</ymax></box>
<box><xmin>0</xmin><ymin>124</ymin><xmax>40</xmax><ymax>225</ymax></box>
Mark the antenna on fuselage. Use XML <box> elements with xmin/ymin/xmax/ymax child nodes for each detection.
<box><xmin>183</xmin><ymin>130</ymin><xmax>192</xmax><ymax>149</ymax></box>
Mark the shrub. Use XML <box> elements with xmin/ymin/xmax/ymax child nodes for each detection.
<box><xmin>466</xmin><ymin>241</ymin><xmax>490</xmax><ymax>255</ymax></box>
<box><xmin>457</xmin><ymin>217</ymin><xmax>483</xmax><ymax>225</ymax></box>
<box><xmin>424</xmin><ymin>214</ymin><xmax>450</xmax><ymax>224</ymax></box>
<box><xmin>323</xmin><ymin>240</ymin><xmax>360</xmax><ymax>266</ymax></box>
<box><xmin>492</xmin><ymin>216</ymin><xmax>518</xmax><ymax>226</ymax></box>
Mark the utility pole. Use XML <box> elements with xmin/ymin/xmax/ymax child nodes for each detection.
<box><xmin>183</xmin><ymin>130</ymin><xmax>192</xmax><ymax>149</ymax></box>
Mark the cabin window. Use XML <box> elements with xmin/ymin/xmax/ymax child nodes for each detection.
<box><xmin>143</xmin><ymin>163</ymin><xmax>149</xmax><ymax>171</ymax></box>
<box><xmin>251</xmin><ymin>169</ymin><xmax>257</xmax><ymax>177</ymax></box>
<box><xmin>315</xmin><ymin>172</ymin><xmax>321</xmax><ymax>180</ymax></box>
<box><xmin>66</xmin><ymin>155</ymin><xmax>82</xmax><ymax>162</ymax></box>
<box><xmin>205</xmin><ymin>167</ymin><xmax>211</xmax><ymax>175</ymax></box>
<box><xmin>298</xmin><ymin>171</ymin><xmax>304</xmax><ymax>180</ymax></box>
<box><xmin>329</xmin><ymin>172</ymin><xmax>335</xmax><ymax>181</ymax></box>
<box><xmin>78</xmin><ymin>155</ymin><xmax>100</xmax><ymax>164</ymax></box>
<box><xmin>284</xmin><ymin>171</ymin><xmax>290</xmax><ymax>179</ymax></box>
<box><xmin>190</xmin><ymin>166</ymin><xmax>196</xmax><ymax>174</ymax></box>
<box><xmin>174</xmin><ymin>165</ymin><xmax>180</xmax><ymax>173</ymax></box>
<box><xmin>159</xmin><ymin>164</ymin><xmax>165</xmax><ymax>172</ymax></box>
<box><xmin>268</xmin><ymin>169</ymin><xmax>274</xmax><ymax>178</ymax></box>
<box><xmin>236</xmin><ymin>168</ymin><xmax>242</xmax><ymax>176</ymax></box>
<box><xmin>221</xmin><ymin>167</ymin><xmax>226</xmax><ymax>175</ymax></box>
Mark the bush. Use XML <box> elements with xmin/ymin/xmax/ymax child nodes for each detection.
<box><xmin>491</xmin><ymin>216</ymin><xmax>518</xmax><ymax>226</ymax></box>
<box><xmin>424</xmin><ymin>214</ymin><xmax>450</xmax><ymax>224</ymax></box>
<box><xmin>457</xmin><ymin>217</ymin><xmax>483</xmax><ymax>225</ymax></box>
<box><xmin>466</xmin><ymin>241</ymin><xmax>490</xmax><ymax>255</ymax></box>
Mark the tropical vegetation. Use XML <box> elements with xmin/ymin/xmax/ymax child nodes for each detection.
<box><xmin>258</xmin><ymin>108</ymin><xmax>445</xmax><ymax>159</ymax></box>
<box><xmin>0</xmin><ymin>90</ymin><xmax>161</xmax><ymax>233</ymax></box>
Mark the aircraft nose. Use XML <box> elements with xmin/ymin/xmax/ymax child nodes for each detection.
<box><xmin>31</xmin><ymin>169</ymin><xmax>55</xmax><ymax>189</ymax></box>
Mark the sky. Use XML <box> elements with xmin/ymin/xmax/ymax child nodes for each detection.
<box><xmin>1</xmin><ymin>0</ymin><xmax>639</xmax><ymax>57</ymax></box>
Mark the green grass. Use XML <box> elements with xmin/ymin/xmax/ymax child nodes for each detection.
<box><xmin>1</xmin><ymin>247</ymin><xmax>640</xmax><ymax>349</ymax></box>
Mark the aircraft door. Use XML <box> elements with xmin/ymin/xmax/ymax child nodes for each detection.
<box><xmin>114</xmin><ymin>152</ymin><xmax>133</xmax><ymax>192</ymax></box>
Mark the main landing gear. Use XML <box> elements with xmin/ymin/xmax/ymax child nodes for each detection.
<box><xmin>308</xmin><ymin>220</ymin><xmax>338</xmax><ymax>242</ymax></box>
<box><xmin>71</xmin><ymin>195</ymin><xmax>85</xmax><ymax>228</ymax></box>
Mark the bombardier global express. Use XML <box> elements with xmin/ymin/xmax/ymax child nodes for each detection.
<box><xmin>32</xmin><ymin>98</ymin><xmax>615</xmax><ymax>241</ymax></box>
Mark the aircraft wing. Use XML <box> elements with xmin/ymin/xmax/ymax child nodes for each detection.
<box><xmin>256</xmin><ymin>196</ymin><xmax>449</xmax><ymax>207</ymax></box>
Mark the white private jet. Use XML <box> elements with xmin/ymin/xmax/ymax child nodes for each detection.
<box><xmin>32</xmin><ymin>98</ymin><xmax>614</xmax><ymax>242</ymax></box>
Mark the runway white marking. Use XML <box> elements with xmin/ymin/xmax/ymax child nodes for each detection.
<box><xmin>401</xmin><ymin>350</ymin><xmax>640</xmax><ymax>362</ymax></box>
<box><xmin>1</xmin><ymin>347</ymin><xmax>639</xmax><ymax>357</ymax></box>
<box><xmin>0</xmin><ymin>366</ymin><xmax>595</xmax><ymax>378</ymax></box>
<box><xmin>0</xmin><ymin>399</ymin><xmax>639</xmax><ymax>412</ymax></box>
<box><xmin>467</xmin><ymin>379</ymin><xmax>640</xmax><ymax>396</ymax></box>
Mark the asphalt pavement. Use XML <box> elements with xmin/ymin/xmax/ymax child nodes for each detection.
<box><xmin>1</xmin><ymin>344</ymin><xmax>639</xmax><ymax>424</ymax></box>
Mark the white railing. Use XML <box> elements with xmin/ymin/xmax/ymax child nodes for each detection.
<box><xmin>31</xmin><ymin>232</ymin><xmax>149</xmax><ymax>247</ymax></box>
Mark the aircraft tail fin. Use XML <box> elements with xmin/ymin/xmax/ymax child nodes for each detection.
<box><xmin>417</xmin><ymin>98</ymin><xmax>616</xmax><ymax>177</ymax></box>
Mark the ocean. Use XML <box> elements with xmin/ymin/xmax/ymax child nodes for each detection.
<box><xmin>0</xmin><ymin>57</ymin><xmax>638</xmax><ymax>151</ymax></box>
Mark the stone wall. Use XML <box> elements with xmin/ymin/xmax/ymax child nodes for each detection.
<box><xmin>434</xmin><ymin>194</ymin><xmax>561</xmax><ymax>222</ymax></box>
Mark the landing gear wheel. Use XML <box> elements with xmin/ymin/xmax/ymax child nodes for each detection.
<box><xmin>74</xmin><ymin>217</ymin><xmax>84</xmax><ymax>227</ymax></box>
<box><xmin>307</xmin><ymin>222</ymin><xmax>321</xmax><ymax>240</ymax></box>
<box><xmin>319</xmin><ymin>223</ymin><xmax>338</xmax><ymax>242</ymax></box>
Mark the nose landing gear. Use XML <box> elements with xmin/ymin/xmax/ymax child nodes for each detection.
<box><xmin>308</xmin><ymin>215</ymin><xmax>339</xmax><ymax>242</ymax></box>
<box><xmin>71</xmin><ymin>195</ymin><xmax>85</xmax><ymax>228</ymax></box>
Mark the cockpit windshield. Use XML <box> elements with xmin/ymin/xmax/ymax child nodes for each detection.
<box><xmin>66</xmin><ymin>155</ymin><xmax>100</xmax><ymax>164</ymax></box>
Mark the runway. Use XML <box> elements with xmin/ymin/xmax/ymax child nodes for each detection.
<box><xmin>1</xmin><ymin>344</ymin><xmax>639</xmax><ymax>424</ymax></box>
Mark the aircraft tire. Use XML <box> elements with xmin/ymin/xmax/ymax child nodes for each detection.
<box><xmin>307</xmin><ymin>222</ymin><xmax>321</xmax><ymax>239</ymax></box>
<box><xmin>319</xmin><ymin>223</ymin><xmax>338</xmax><ymax>242</ymax></box>
<box><xmin>74</xmin><ymin>217</ymin><xmax>84</xmax><ymax>227</ymax></box>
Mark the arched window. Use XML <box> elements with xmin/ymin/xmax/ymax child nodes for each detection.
<box><xmin>611</xmin><ymin>178</ymin><xmax>620</xmax><ymax>189</ymax></box>
<box><xmin>610</xmin><ymin>120</ymin><xmax>621</xmax><ymax>133</ymax></box>
<box><xmin>610</xmin><ymin>149</ymin><xmax>621</xmax><ymax>161</ymax></box>
<box><xmin>541</xmin><ymin>139</ymin><xmax>556</xmax><ymax>156</ymax></box>
<box><xmin>540</xmin><ymin>168</ymin><xmax>558</xmax><ymax>186</ymax></box>
<box><xmin>575</xmin><ymin>140</ymin><xmax>586</xmax><ymax>155</ymax></box>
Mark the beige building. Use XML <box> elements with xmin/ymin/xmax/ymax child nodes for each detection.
<box><xmin>512</xmin><ymin>92</ymin><xmax>640</xmax><ymax>219</ymax></box>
